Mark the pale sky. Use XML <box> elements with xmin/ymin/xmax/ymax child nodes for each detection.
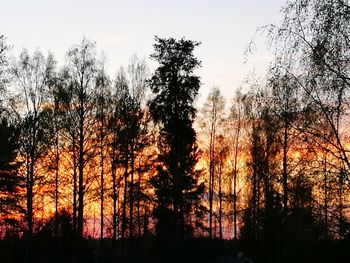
<box><xmin>1</xmin><ymin>0</ymin><xmax>286</xmax><ymax>104</ymax></box>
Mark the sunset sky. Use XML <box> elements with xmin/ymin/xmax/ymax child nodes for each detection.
<box><xmin>1</xmin><ymin>2</ymin><xmax>349</xmax><ymax>261</ymax></box>
<box><xmin>1</xmin><ymin>0</ymin><xmax>285</xmax><ymax>104</ymax></box>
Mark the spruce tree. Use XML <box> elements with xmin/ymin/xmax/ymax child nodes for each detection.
<box><xmin>149</xmin><ymin>36</ymin><xmax>204</xmax><ymax>241</ymax></box>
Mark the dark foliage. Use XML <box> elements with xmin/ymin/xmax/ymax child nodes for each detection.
<box><xmin>148</xmin><ymin>37</ymin><xmax>205</xmax><ymax>243</ymax></box>
<box><xmin>0</xmin><ymin>116</ymin><xmax>22</xmax><ymax>216</ymax></box>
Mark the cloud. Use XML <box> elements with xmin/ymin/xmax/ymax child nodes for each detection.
<box><xmin>99</xmin><ymin>27</ymin><xmax>148</xmax><ymax>45</ymax></box>
<box><xmin>100</xmin><ymin>35</ymin><xmax>129</xmax><ymax>45</ymax></box>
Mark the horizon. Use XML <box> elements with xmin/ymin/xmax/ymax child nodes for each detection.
<box><xmin>2</xmin><ymin>1</ymin><xmax>348</xmax><ymax>263</ymax></box>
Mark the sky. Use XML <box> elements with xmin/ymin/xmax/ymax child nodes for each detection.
<box><xmin>0</xmin><ymin>0</ymin><xmax>286</xmax><ymax>105</ymax></box>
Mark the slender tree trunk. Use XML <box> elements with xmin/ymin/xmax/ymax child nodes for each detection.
<box><xmin>323</xmin><ymin>154</ymin><xmax>328</xmax><ymax>240</ymax></box>
<box><xmin>233</xmin><ymin>169</ymin><xmax>237</xmax><ymax>240</ymax></box>
<box><xmin>122</xmin><ymin>158</ymin><xmax>128</xmax><ymax>239</ymax></box>
<box><xmin>111</xmin><ymin>123</ymin><xmax>118</xmax><ymax>243</ymax></box>
<box><xmin>24</xmin><ymin>114</ymin><xmax>37</xmax><ymax>263</ymax></box>
<box><xmin>209</xmin><ymin>122</ymin><xmax>215</xmax><ymax>238</ymax></box>
<box><xmin>100</xmin><ymin>151</ymin><xmax>104</xmax><ymax>240</ymax></box>
<box><xmin>117</xmin><ymin>194</ymin><xmax>120</xmax><ymax>238</ymax></box>
<box><xmin>251</xmin><ymin>125</ymin><xmax>258</xmax><ymax>241</ymax></box>
<box><xmin>233</xmin><ymin>106</ymin><xmax>241</xmax><ymax>240</ymax></box>
<box><xmin>121</xmin><ymin>157</ymin><xmax>128</xmax><ymax>263</ymax></box>
<box><xmin>72</xmin><ymin>134</ymin><xmax>78</xmax><ymax>233</ymax></box>
<box><xmin>112</xmin><ymin>154</ymin><xmax>117</xmax><ymax>241</ymax></box>
<box><xmin>129</xmin><ymin>142</ymin><xmax>135</xmax><ymax>238</ymax></box>
<box><xmin>27</xmin><ymin>157</ymin><xmax>34</xmax><ymax>238</ymax></box>
<box><xmin>263</xmin><ymin>130</ymin><xmax>272</xmax><ymax>262</ymax></box>
<box><xmin>54</xmin><ymin>122</ymin><xmax>59</xmax><ymax>237</ymax></box>
<box><xmin>27</xmin><ymin>113</ymin><xmax>37</xmax><ymax>238</ymax></box>
<box><xmin>282</xmin><ymin>120</ymin><xmax>288</xmax><ymax>221</ymax></box>
<box><xmin>100</xmin><ymin>117</ymin><xmax>105</xmax><ymax>241</ymax></box>
<box><xmin>218</xmin><ymin>157</ymin><xmax>223</xmax><ymax>239</ymax></box>
<box><xmin>233</xmin><ymin>146</ymin><xmax>238</xmax><ymax>240</ymax></box>
<box><xmin>137</xmin><ymin>164</ymin><xmax>142</xmax><ymax>238</ymax></box>
<box><xmin>77</xmin><ymin>89</ymin><xmax>85</xmax><ymax>239</ymax></box>
<box><xmin>77</xmin><ymin>146</ymin><xmax>84</xmax><ymax>239</ymax></box>
<box><xmin>338</xmin><ymin>168</ymin><xmax>345</xmax><ymax>238</ymax></box>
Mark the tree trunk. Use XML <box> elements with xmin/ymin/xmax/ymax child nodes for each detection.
<box><xmin>54</xmin><ymin>122</ymin><xmax>59</xmax><ymax>237</ymax></box>
<box><xmin>218</xmin><ymin>157</ymin><xmax>223</xmax><ymax>239</ymax></box>
<box><xmin>129</xmin><ymin>142</ymin><xmax>135</xmax><ymax>238</ymax></box>
<box><xmin>100</xmin><ymin>117</ymin><xmax>105</xmax><ymax>241</ymax></box>
<box><xmin>137</xmin><ymin>160</ymin><xmax>142</xmax><ymax>237</ymax></box>
<box><xmin>282</xmin><ymin>120</ymin><xmax>288</xmax><ymax>222</ymax></box>
<box><xmin>27</xmin><ymin>112</ymin><xmax>37</xmax><ymax>238</ymax></box>
<box><xmin>77</xmin><ymin>89</ymin><xmax>85</xmax><ymax>239</ymax></box>
<box><xmin>100</xmin><ymin>150</ymin><xmax>104</xmax><ymax>241</ymax></box>
<box><xmin>233</xmin><ymin>106</ymin><xmax>241</xmax><ymax>240</ymax></box>
<box><xmin>112</xmin><ymin>153</ymin><xmax>117</xmax><ymax>241</ymax></box>
<box><xmin>209</xmin><ymin>122</ymin><xmax>215</xmax><ymax>238</ymax></box>
<box><xmin>324</xmin><ymin>154</ymin><xmax>328</xmax><ymax>240</ymax></box>
<box><xmin>27</xmin><ymin>157</ymin><xmax>34</xmax><ymax>238</ymax></box>
<box><xmin>122</xmin><ymin>158</ymin><xmax>128</xmax><ymax>239</ymax></box>
<box><xmin>72</xmin><ymin>134</ymin><xmax>78</xmax><ymax>233</ymax></box>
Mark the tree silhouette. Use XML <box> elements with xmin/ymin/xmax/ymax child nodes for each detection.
<box><xmin>94</xmin><ymin>54</ymin><xmax>111</xmax><ymax>241</ymax></box>
<box><xmin>0</xmin><ymin>116</ymin><xmax>22</xmax><ymax>218</ymax></box>
<box><xmin>229</xmin><ymin>90</ymin><xmax>244</xmax><ymax>240</ymax></box>
<box><xmin>1</xmin><ymin>2</ymin><xmax>350</xmax><ymax>259</ymax></box>
<box><xmin>12</xmin><ymin>49</ymin><xmax>56</xmax><ymax>238</ymax></box>
<box><xmin>64</xmin><ymin>38</ymin><xmax>97</xmax><ymax>239</ymax></box>
<box><xmin>149</xmin><ymin>36</ymin><xmax>205</xmax><ymax>246</ymax></box>
<box><xmin>198</xmin><ymin>87</ymin><xmax>226</xmax><ymax>238</ymax></box>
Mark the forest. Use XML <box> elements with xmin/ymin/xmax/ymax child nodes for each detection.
<box><xmin>0</xmin><ymin>0</ymin><xmax>350</xmax><ymax>262</ymax></box>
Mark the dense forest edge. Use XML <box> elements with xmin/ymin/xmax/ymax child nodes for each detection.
<box><xmin>1</xmin><ymin>0</ymin><xmax>350</xmax><ymax>262</ymax></box>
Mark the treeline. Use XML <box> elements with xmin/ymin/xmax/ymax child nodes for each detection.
<box><xmin>0</xmin><ymin>0</ymin><xmax>350</xmax><ymax>262</ymax></box>
<box><xmin>0</xmin><ymin>35</ymin><xmax>208</xmax><ymax>262</ymax></box>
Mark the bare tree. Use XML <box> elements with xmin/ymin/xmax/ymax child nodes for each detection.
<box><xmin>127</xmin><ymin>55</ymin><xmax>148</xmax><ymax>237</ymax></box>
<box><xmin>12</xmin><ymin>49</ymin><xmax>56</xmax><ymax>237</ymax></box>
<box><xmin>94</xmin><ymin>54</ymin><xmax>111</xmax><ymax>241</ymax></box>
<box><xmin>199</xmin><ymin>87</ymin><xmax>225</xmax><ymax>237</ymax></box>
<box><xmin>228</xmin><ymin>90</ymin><xmax>245</xmax><ymax>240</ymax></box>
<box><xmin>64</xmin><ymin>38</ymin><xmax>97</xmax><ymax>239</ymax></box>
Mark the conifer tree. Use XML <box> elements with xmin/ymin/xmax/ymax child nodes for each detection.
<box><xmin>149</xmin><ymin>37</ymin><xmax>205</xmax><ymax>241</ymax></box>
